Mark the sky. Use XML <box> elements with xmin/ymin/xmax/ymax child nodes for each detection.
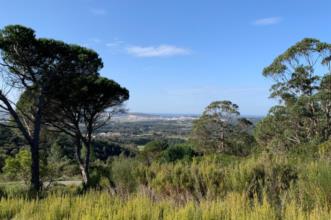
<box><xmin>1</xmin><ymin>0</ymin><xmax>331</xmax><ymax>116</ymax></box>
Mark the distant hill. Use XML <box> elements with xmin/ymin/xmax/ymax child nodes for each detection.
<box><xmin>111</xmin><ymin>112</ymin><xmax>263</xmax><ymax>124</ymax></box>
<box><xmin>112</xmin><ymin>112</ymin><xmax>199</xmax><ymax>122</ymax></box>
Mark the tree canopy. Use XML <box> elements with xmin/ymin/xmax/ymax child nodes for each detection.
<box><xmin>0</xmin><ymin>25</ymin><xmax>129</xmax><ymax>191</ymax></box>
<box><xmin>256</xmin><ymin>38</ymin><xmax>331</xmax><ymax>151</ymax></box>
<box><xmin>191</xmin><ymin>101</ymin><xmax>254</xmax><ymax>155</ymax></box>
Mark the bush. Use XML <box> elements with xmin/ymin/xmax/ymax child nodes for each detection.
<box><xmin>246</xmin><ymin>161</ymin><xmax>298</xmax><ymax>218</ymax></box>
<box><xmin>144</xmin><ymin>140</ymin><xmax>169</xmax><ymax>152</ymax></box>
<box><xmin>0</xmin><ymin>153</ymin><xmax>5</xmax><ymax>172</ymax></box>
<box><xmin>318</xmin><ymin>140</ymin><xmax>331</xmax><ymax>159</ymax></box>
<box><xmin>148</xmin><ymin>158</ymin><xmax>227</xmax><ymax>202</ymax></box>
<box><xmin>92</xmin><ymin>140</ymin><xmax>135</xmax><ymax>161</ymax></box>
<box><xmin>111</xmin><ymin>157</ymin><xmax>138</xmax><ymax>195</ymax></box>
<box><xmin>159</xmin><ymin>144</ymin><xmax>198</xmax><ymax>163</ymax></box>
<box><xmin>139</xmin><ymin>140</ymin><xmax>169</xmax><ymax>164</ymax></box>
<box><xmin>0</xmin><ymin>186</ymin><xmax>6</xmax><ymax>199</ymax></box>
<box><xmin>76</xmin><ymin>160</ymin><xmax>115</xmax><ymax>191</ymax></box>
<box><xmin>3</xmin><ymin>148</ymin><xmax>31</xmax><ymax>184</ymax></box>
<box><xmin>297</xmin><ymin>160</ymin><xmax>331</xmax><ymax>209</ymax></box>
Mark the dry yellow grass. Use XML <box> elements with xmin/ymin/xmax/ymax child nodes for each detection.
<box><xmin>0</xmin><ymin>191</ymin><xmax>330</xmax><ymax>220</ymax></box>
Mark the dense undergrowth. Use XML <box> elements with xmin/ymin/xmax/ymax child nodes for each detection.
<box><xmin>0</xmin><ymin>142</ymin><xmax>330</xmax><ymax>220</ymax></box>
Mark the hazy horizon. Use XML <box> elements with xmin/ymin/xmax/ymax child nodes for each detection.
<box><xmin>124</xmin><ymin>111</ymin><xmax>265</xmax><ymax>118</ymax></box>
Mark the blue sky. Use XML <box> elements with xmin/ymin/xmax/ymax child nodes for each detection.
<box><xmin>1</xmin><ymin>0</ymin><xmax>331</xmax><ymax>116</ymax></box>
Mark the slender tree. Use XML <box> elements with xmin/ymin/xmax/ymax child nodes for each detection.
<box><xmin>317</xmin><ymin>74</ymin><xmax>331</xmax><ymax>140</ymax></box>
<box><xmin>191</xmin><ymin>101</ymin><xmax>253</xmax><ymax>154</ymax></box>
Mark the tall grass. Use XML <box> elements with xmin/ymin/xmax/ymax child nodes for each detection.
<box><xmin>0</xmin><ymin>191</ymin><xmax>330</xmax><ymax>220</ymax></box>
<box><xmin>0</xmin><ymin>150</ymin><xmax>330</xmax><ymax>219</ymax></box>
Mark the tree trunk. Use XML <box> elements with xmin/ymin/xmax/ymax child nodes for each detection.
<box><xmin>30</xmin><ymin>93</ymin><xmax>45</xmax><ymax>191</ymax></box>
<box><xmin>0</xmin><ymin>92</ymin><xmax>43</xmax><ymax>192</ymax></box>
<box><xmin>83</xmin><ymin>143</ymin><xmax>90</xmax><ymax>188</ymax></box>
<box><xmin>83</xmin><ymin>131</ymin><xmax>92</xmax><ymax>188</ymax></box>
<box><xmin>75</xmin><ymin>136</ymin><xmax>89</xmax><ymax>188</ymax></box>
<box><xmin>324</xmin><ymin>103</ymin><xmax>331</xmax><ymax>140</ymax></box>
<box><xmin>79</xmin><ymin>163</ymin><xmax>89</xmax><ymax>186</ymax></box>
<box><xmin>219</xmin><ymin>129</ymin><xmax>224</xmax><ymax>152</ymax></box>
<box><xmin>30</xmin><ymin>141</ymin><xmax>41</xmax><ymax>191</ymax></box>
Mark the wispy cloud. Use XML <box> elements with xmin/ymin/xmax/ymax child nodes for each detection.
<box><xmin>106</xmin><ymin>39</ymin><xmax>125</xmax><ymax>47</ymax></box>
<box><xmin>90</xmin><ymin>38</ymin><xmax>101</xmax><ymax>43</ymax></box>
<box><xmin>253</xmin><ymin>17</ymin><xmax>282</xmax><ymax>26</ymax></box>
<box><xmin>127</xmin><ymin>45</ymin><xmax>191</xmax><ymax>58</ymax></box>
<box><xmin>90</xmin><ymin>8</ymin><xmax>107</xmax><ymax>16</ymax></box>
<box><xmin>105</xmin><ymin>39</ymin><xmax>125</xmax><ymax>55</ymax></box>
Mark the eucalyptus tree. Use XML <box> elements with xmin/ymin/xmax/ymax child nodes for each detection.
<box><xmin>317</xmin><ymin>74</ymin><xmax>331</xmax><ymax>140</ymax></box>
<box><xmin>203</xmin><ymin>101</ymin><xmax>240</xmax><ymax>152</ymax></box>
<box><xmin>191</xmin><ymin>101</ymin><xmax>253</xmax><ymax>154</ymax></box>
<box><xmin>262</xmin><ymin>38</ymin><xmax>330</xmax><ymax>99</ymax></box>
<box><xmin>257</xmin><ymin>38</ymin><xmax>331</xmax><ymax>150</ymax></box>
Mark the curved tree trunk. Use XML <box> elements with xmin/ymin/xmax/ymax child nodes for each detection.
<box><xmin>0</xmin><ymin>91</ymin><xmax>43</xmax><ymax>192</ymax></box>
<box><xmin>75</xmin><ymin>136</ymin><xmax>90</xmax><ymax>188</ymax></box>
<box><xmin>84</xmin><ymin>142</ymin><xmax>91</xmax><ymax>188</ymax></box>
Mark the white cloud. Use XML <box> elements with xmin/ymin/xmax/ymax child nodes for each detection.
<box><xmin>127</xmin><ymin>45</ymin><xmax>191</xmax><ymax>57</ymax></box>
<box><xmin>90</xmin><ymin>8</ymin><xmax>107</xmax><ymax>16</ymax></box>
<box><xmin>253</xmin><ymin>17</ymin><xmax>282</xmax><ymax>26</ymax></box>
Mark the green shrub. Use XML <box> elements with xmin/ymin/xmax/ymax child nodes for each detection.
<box><xmin>139</xmin><ymin>140</ymin><xmax>169</xmax><ymax>164</ymax></box>
<box><xmin>0</xmin><ymin>186</ymin><xmax>6</xmax><ymax>199</ymax></box>
<box><xmin>318</xmin><ymin>140</ymin><xmax>331</xmax><ymax>159</ymax></box>
<box><xmin>0</xmin><ymin>153</ymin><xmax>6</xmax><ymax>172</ymax></box>
<box><xmin>3</xmin><ymin>148</ymin><xmax>31</xmax><ymax>184</ymax></box>
<box><xmin>159</xmin><ymin>144</ymin><xmax>197</xmax><ymax>163</ymax></box>
<box><xmin>150</xmin><ymin>159</ymin><xmax>226</xmax><ymax>202</ymax></box>
<box><xmin>144</xmin><ymin>140</ymin><xmax>169</xmax><ymax>152</ymax></box>
<box><xmin>297</xmin><ymin>160</ymin><xmax>331</xmax><ymax>209</ymax></box>
<box><xmin>111</xmin><ymin>157</ymin><xmax>138</xmax><ymax>195</ymax></box>
<box><xmin>246</xmin><ymin>161</ymin><xmax>298</xmax><ymax>218</ymax></box>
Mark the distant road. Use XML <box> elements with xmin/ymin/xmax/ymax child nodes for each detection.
<box><xmin>49</xmin><ymin>180</ymin><xmax>81</xmax><ymax>186</ymax></box>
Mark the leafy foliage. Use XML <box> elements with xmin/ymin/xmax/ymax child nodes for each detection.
<box><xmin>256</xmin><ymin>38</ymin><xmax>331</xmax><ymax>151</ymax></box>
<box><xmin>3</xmin><ymin>148</ymin><xmax>31</xmax><ymax>184</ymax></box>
<box><xmin>159</xmin><ymin>144</ymin><xmax>198</xmax><ymax>163</ymax></box>
<box><xmin>191</xmin><ymin>101</ymin><xmax>254</xmax><ymax>155</ymax></box>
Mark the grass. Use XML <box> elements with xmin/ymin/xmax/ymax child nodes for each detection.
<box><xmin>0</xmin><ymin>191</ymin><xmax>330</xmax><ymax>220</ymax></box>
<box><xmin>0</xmin><ymin>149</ymin><xmax>330</xmax><ymax>219</ymax></box>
